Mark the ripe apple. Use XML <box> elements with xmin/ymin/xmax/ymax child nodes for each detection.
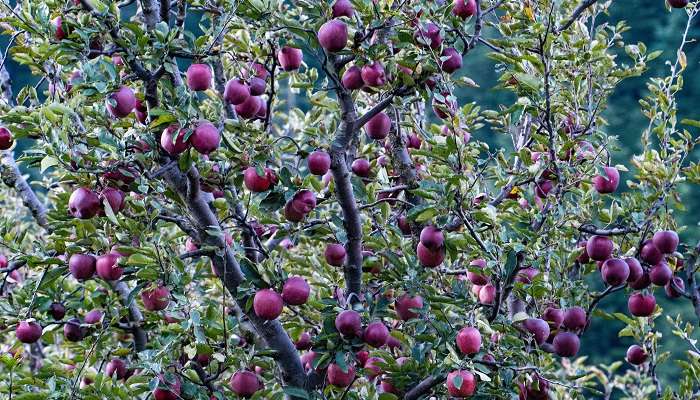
<box><xmin>190</xmin><ymin>121</ymin><xmax>220</xmax><ymax>155</ymax></box>
<box><xmin>295</xmin><ymin>331</ymin><xmax>312</xmax><ymax>350</ymax></box>
<box><xmin>308</xmin><ymin>150</ymin><xmax>331</xmax><ymax>175</ymax></box>
<box><xmin>317</xmin><ymin>19</ymin><xmax>348</xmax><ymax>52</ymax></box>
<box><xmin>141</xmin><ymin>284</ymin><xmax>170</xmax><ymax>311</ymax></box>
<box><xmin>650</xmin><ymin>262</ymin><xmax>672</xmax><ymax>286</ymax></box>
<box><xmin>629</xmin><ymin>270</ymin><xmax>651</xmax><ymax>290</ymax></box>
<box><xmin>562</xmin><ymin>306</ymin><xmax>587</xmax><ymax>331</ymax></box>
<box><xmin>186</xmin><ymin>63</ymin><xmax>212</xmax><ymax>91</ymax></box>
<box><xmin>446</xmin><ymin>370</ymin><xmax>476</xmax><ymax>397</ymax></box>
<box><xmin>640</xmin><ymin>240</ymin><xmax>663</xmax><ymax>265</ymax></box>
<box><xmin>456</xmin><ymin>326</ymin><xmax>481</xmax><ymax>355</ymax></box>
<box><xmin>467</xmin><ymin>258</ymin><xmax>489</xmax><ymax>285</ymax></box>
<box><xmin>49</xmin><ymin>302</ymin><xmax>66</xmax><ymax>320</ymax></box>
<box><xmin>478</xmin><ymin>284</ymin><xmax>496</xmax><ymax>304</ymax></box>
<box><xmin>253</xmin><ymin>288</ymin><xmax>283</xmax><ymax>320</ymax></box>
<box><xmin>535</xmin><ymin>179</ymin><xmax>553</xmax><ymax>198</ymax></box>
<box><xmin>254</xmin><ymin>100</ymin><xmax>267</xmax><ymax>120</ymax></box>
<box><xmin>324</xmin><ymin>243</ymin><xmax>347</xmax><ymax>266</ymax></box>
<box><xmin>625</xmin><ymin>258</ymin><xmax>643</xmax><ymax>283</ymax></box>
<box><xmin>230</xmin><ymin>370</ymin><xmax>261</xmax><ymax>398</ymax></box>
<box><xmin>248</xmin><ymin>76</ymin><xmax>266</xmax><ymax>96</ymax></box>
<box><xmin>543</xmin><ymin>306</ymin><xmax>564</xmax><ymax>329</ymax></box>
<box><xmin>351</xmin><ymin>158</ymin><xmax>371</xmax><ymax>177</ymax></box>
<box><xmin>153</xmin><ymin>375</ymin><xmax>181</xmax><ymax>400</ymax></box>
<box><xmin>669</xmin><ymin>0</ymin><xmax>688</xmax><ymax>8</ymax></box>
<box><xmin>453</xmin><ymin>0</ymin><xmax>477</xmax><ymax>19</ymax></box>
<box><xmin>335</xmin><ymin>309</ymin><xmax>362</xmax><ymax>337</ymax></box>
<box><xmin>64</xmin><ymin>318</ymin><xmax>87</xmax><ymax>342</ymax></box>
<box><xmin>160</xmin><ymin>124</ymin><xmax>190</xmax><ymax>155</ymax></box>
<box><xmin>515</xmin><ymin>267</ymin><xmax>539</xmax><ymax>284</ymax></box>
<box><xmin>84</xmin><ymin>309</ymin><xmax>104</xmax><ymax>324</ymax></box>
<box><xmin>416</xmin><ymin>242</ymin><xmax>445</xmax><ymax>268</ymax></box>
<box><xmin>364</xmin><ymin>321</ymin><xmax>389</xmax><ymax>348</ymax></box>
<box><xmin>243</xmin><ymin>166</ymin><xmax>276</xmax><ymax>192</ymax></box>
<box><xmin>593</xmin><ymin>166</ymin><xmax>620</xmax><ymax>194</ymax></box>
<box><xmin>414</xmin><ymin>22</ymin><xmax>442</xmax><ymax>49</ymax></box>
<box><xmin>628</xmin><ymin>292</ymin><xmax>656</xmax><ymax>317</ymax></box>
<box><xmin>68</xmin><ymin>253</ymin><xmax>96</xmax><ymax>280</ymax></box>
<box><xmin>395</xmin><ymin>293</ymin><xmax>423</xmax><ymax>321</ymax></box>
<box><xmin>665</xmin><ymin>276</ymin><xmax>685</xmax><ymax>298</ymax></box>
<box><xmin>518</xmin><ymin>374</ymin><xmax>549</xmax><ymax>400</ymax></box>
<box><xmin>626</xmin><ymin>344</ymin><xmax>648</xmax><ymax>365</ymax></box>
<box><xmin>235</xmin><ymin>95</ymin><xmax>263</xmax><ymax>119</ymax></box>
<box><xmin>106</xmin><ymin>358</ymin><xmax>127</xmax><ymax>379</ymax></box>
<box><xmin>440</xmin><ymin>47</ymin><xmax>463</xmax><ymax>73</ymax></box>
<box><xmin>327</xmin><ymin>362</ymin><xmax>356</xmax><ymax>387</ymax></box>
<box><xmin>361</xmin><ymin>62</ymin><xmax>387</xmax><ymax>87</ymax></box>
<box><xmin>652</xmin><ymin>230</ymin><xmax>679</xmax><ymax>254</ymax></box>
<box><xmin>107</xmin><ymin>86</ymin><xmax>136</xmax><ymax>118</ymax></box>
<box><xmin>432</xmin><ymin>95</ymin><xmax>457</xmax><ymax>119</ymax></box>
<box><xmin>522</xmin><ymin>318</ymin><xmax>550</xmax><ymax>345</ymax></box>
<box><xmin>365</xmin><ymin>112</ymin><xmax>391</xmax><ymax>140</ymax></box>
<box><xmin>96</xmin><ymin>252</ymin><xmax>123</xmax><ymax>281</ymax></box>
<box><xmin>99</xmin><ymin>187</ymin><xmax>125</xmax><ymax>215</ymax></box>
<box><xmin>289</xmin><ymin>190</ymin><xmax>317</xmax><ymax>216</ymax></box>
<box><xmin>419</xmin><ymin>225</ymin><xmax>444</xmax><ymax>250</ymax></box>
<box><xmin>16</xmin><ymin>320</ymin><xmax>42</xmax><ymax>343</ymax></box>
<box><xmin>0</xmin><ymin>127</ymin><xmax>13</xmax><ymax>150</ymax></box>
<box><xmin>553</xmin><ymin>332</ymin><xmax>580</xmax><ymax>357</ymax></box>
<box><xmin>53</xmin><ymin>17</ymin><xmax>66</xmax><ymax>40</ymax></box>
<box><xmin>586</xmin><ymin>235</ymin><xmax>613</xmax><ymax>261</ymax></box>
<box><xmin>224</xmin><ymin>79</ymin><xmax>251</xmax><ymax>105</ymax></box>
<box><xmin>281</xmin><ymin>276</ymin><xmax>310</xmax><ymax>305</ymax></box>
<box><xmin>397</xmin><ymin>215</ymin><xmax>411</xmax><ymax>235</ymax></box>
<box><xmin>364</xmin><ymin>357</ymin><xmax>384</xmax><ymax>379</ymax></box>
<box><xmin>69</xmin><ymin>187</ymin><xmax>101</xmax><ymax>219</ymax></box>
<box><xmin>332</xmin><ymin>0</ymin><xmax>354</xmax><ymax>17</ymax></box>
<box><xmin>278</xmin><ymin>46</ymin><xmax>303</xmax><ymax>71</ymax></box>
<box><xmin>342</xmin><ymin>66</ymin><xmax>364</xmax><ymax>90</ymax></box>
<box><xmin>601</xmin><ymin>258</ymin><xmax>630</xmax><ymax>286</ymax></box>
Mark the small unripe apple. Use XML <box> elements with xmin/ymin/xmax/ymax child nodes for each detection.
<box><xmin>361</xmin><ymin>62</ymin><xmax>387</xmax><ymax>87</ymax></box>
<box><xmin>601</xmin><ymin>258</ymin><xmax>630</xmax><ymax>286</ymax></box>
<box><xmin>543</xmin><ymin>306</ymin><xmax>564</xmax><ymax>329</ymax></box>
<box><xmin>456</xmin><ymin>326</ymin><xmax>481</xmax><ymax>355</ymax></box>
<box><xmin>16</xmin><ymin>321</ymin><xmax>42</xmax><ymax>343</ymax></box>
<box><xmin>84</xmin><ymin>309</ymin><xmax>104</xmax><ymax>324</ymax></box>
<box><xmin>652</xmin><ymin>230</ymin><xmax>679</xmax><ymax>254</ymax></box>
<box><xmin>64</xmin><ymin>318</ymin><xmax>86</xmax><ymax>341</ymax></box>
<box><xmin>49</xmin><ymin>302</ymin><xmax>66</xmax><ymax>320</ymax></box>
<box><xmin>593</xmin><ymin>166</ymin><xmax>620</xmax><ymax>194</ymax></box>
<box><xmin>669</xmin><ymin>0</ymin><xmax>688</xmax><ymax>8</ymax></box>
<box><xmin>364</xmin><ymin>321</ymin><xmax>389</xmax><ymax>348</ymax></box>
<box><xmin>342</xmin><ymin>66</ymin><xmax>364</xmax><ymax>90</ymax></box>
<box><xmin>243</xmin><ymin>166</ymin><xmax>275</xmax><ymax>192</ymax></box>
<box><xmin>625</xmin><ymin>258</ymin><xmax>643</xmax><ymax>283</ymax></box>
<box><xmin>665</xmin><ymin>276</ymin><xmax>685</xmax><ymax>298</ymax></box>
<box><xmin>106</xmin><ymin>358</ymin><xmax>127</xmax><ymax>379</ymax></box>
<box><xmin>478</xmin><ymin>284</ymin><xmax>496</xmax><ymax>304</ymax></box>
<box><xmin>224</xmin><ymin>79</ymin><xmax>251</xmax><ymax>105</ymax></box>
<box><xmin>160</xmin><ymin>124</ymin><xmax>190</xmax><ymax>155</ymax></box>
<box><xmin>282</xmin><ymin>276</ymin><xmax>310</xmax><ymax>305</ymax></box>
<box><xmin>562</xmin><ymin>306</ymin><xmax>587</xmax><ymax>331</ymax></box>
<box><xmin>153</xmin><ymin>375</ymin><xmax>181</xmax><ymax>400</ymax></box>
<box><xmin>351</xmin><ymin>158</ymin><xmax>371</xmax><ymax>177</ymax></box>
<box><xmin>586</xmin><ymin>235</ymin><xmax>613</xmax><ymax>261</ymax></box>
<box><xmin>186</xmin><ymin>63</ymin><xmax>212</xmax><ymax>91</ymax></box>
<box><xmin>364</xmin><ymin>357</ymin><xmax>384</xmax><ymax>379</ymax></box>
<box><xmin>69</xmin><ymin>254</ymin><xmax>96</xmax><ymax>280</ymax></box>
<box><xmin>141</xmin><ymin>284</ymin><xmax>170</xmax><ymax>311</ymax></box>
<box><xmin>318</xmin><ymin>19</ymin><xmax>348</xmax><ymax>52</ymax></box>
<box><xmin>0</xmin><ymin>127</ymin><xmax>13</xmax><ymax>150</ymax></box>
<box><xmin>453</xmin><ymin>0</ymin><xmax>477</xmax><ymax>19</ymax></box>
<box><xmin>419</xmin><ymin>225</ymin><xmax>444</xmax><ymax>250</ymax></box>
<box><xmin>522</xmin><ymin>318</ymin><xmax>550</xmax><ymax>345</ymax></box>
<box><xmin>640</xmin><ymin>240</ymin><xmax>663</xmax><ymax>265</ymax></box>
<box><xmin>230</xmin><ymin>371</ymin><xmax>261</xmax><ymax>398</ymax></box>
<box><xmin>628</xmin><ymin>292</ymin><xmax>656</xmax><ymax>317</ymax></box>
<box><xmin>324</xmin><ymin>243</ymin><xmax>347</xmax><ymax>266</ymax></box>
<box><xmin>332</xmin><ymin>0</ymin><xmax>354</xmax><ymax>17</ymax></box>
<box><xmin>308</xmin><ymin>150</ymin><xmax>331</xmax><ymax>175</ymax></box>
<box><xmin>553</xmin><ymin>332</ymin><xmax>580</xmax><ymax>357</ymax></box>
<box><xmin>53</xmin><ymin>17</ymin><xmax>66</xmax><ymax>40</ymax></box>
<box><xmin>235</xmin><ymin>95</ymin><xmax>263</xmax><ymax>119</ymax></box>
<box><xmin>446</xmin><ymin>370</ymin><xmax>476</xmax><ymax>398</ymax></box>
<box><xmin>253</xmin><ymin>288</ymin><xmax>284</xmax><ymax>320</ymax></box>
<box><xmin>295</xmin><ymin>332</ymin><xmax>312</xmax><ymax>350</ymax></box>
<box><xmin>440</xmin><ymin>47</ymin><xmax>463</xmax><ymax>73</ymax></box>
<box><xmin>467</xmin><ymin>258</ymin><xmax>489</xmax><ymax>285</ymax></box>
<box><xmin>96</xmin><ymin>253</ymin><xmax>123</xmax><ymax>281</ymax></box>
<box><xmin>107</xmin><ymin>86</ymin><xmax>136</xmax><ymax>118</ymax></box>
<box><xmin>277</xmin><ymin>47</ymin><xmax>303</xmax><ymax>71</ymax></box>
<box><xmin>416</xmin><ymin>242</ymin><xmax>445</xmax><ymax>268</ymax></box>
<box><xmin>327</xmin><ymin>362</ymin><xmax>355</xmax><ymax>387</ymax></box>
<box><xmin>414</xmin><ymin>22</ymin><xmax>442</xmax><ymax>49</ymax></box>
<box><xmin>395</xmin><ymin>293</ymin><xmax>423</xmax><ymax>321</ymax></box>
<box><xmin>335</xmin><ymin>309</ymin><xmax>362</xmax><ymax>337</ymax></box>
<box><xmin>626</xmin><ymin>344</ymin><xmax>648</xmax><ymax>365</ymax></box>
<box><xmin>191</xmin><ymin>121</ymin><xmax>220</xmax><ymax>155</ymax></box>
<box><xmin>69</xmin><ymin>187</ymin><xmax>101</xmax><ymax>219</ymax></box>
<box><xmin>365</xmin><ymin>112</ymin><xmax>391</xmax><ymax>140</ymax></box>
<box><xmin>650</xmin><ymin>262</ymin><xmax>672</xmax><ymax>286</ymax></box>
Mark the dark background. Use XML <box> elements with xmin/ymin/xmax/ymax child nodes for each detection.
<box><xmin>1</xmin><ymin>0</ymin><xmax>699</xmax><ymax>394</ymax></box>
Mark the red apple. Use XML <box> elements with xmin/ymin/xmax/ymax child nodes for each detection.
<box><xmin>318</xmin><ymin>19</ymin><xmax>348</xmax><ymax>52</ymax></box>
<box><xmin>395</xmin><ymin>293</ymin><xmax>423</xmax><ymax>321</ymax></box>
<box><xmin>69</xmin><ymin>187</ymin><xmax>101</xmax><ymax>219</ymax></box>
<box><xmin>553</xmin><ymin>332</ymin><xmax>580</xmax><ymax>357</ymax></box>
<box><xmin>49</xmin><ymin>302</ymin><xmax>66</xmax><ymax>320</ymax></box>
<box><xmin>230</xmin><ymin>371</ymin><xmax>261</xmax><ymax>398</ymax></box>
<box><xmin>515</xmin><ymin>267</ymin><xmax>539</xmax><ymax>284</ymax></box>
<box><xmin>107</xmin><ymin>86</ymin><xmax>136</xmax><ymax>118</ymax></box>
<box><xmin>414</xmin><ymin>22</ymin><xmax>442</xmax><ymax>49</ymax></box>
<box><xmin>625</xmin><ymin>258</ymin><xmax>643</xmax><ymax>283</ymax></box>
<box><xmin>332</xmin><ymin>0</ymin><xmax>354</xmax><ymax>17</ymax></box>
<box><xmin>278</xmin><ymin>46</ymin><xmax>303</xmax><ymax>71</ymax></box>
<box><xmin>351</xmin><ymin>158</ymin><xmax>371</xmax><ymax>177</ymax></box>
<box><xmin>324</xmin><ymin>243</ymin><xmax>347</xmax><ymax>266</ymax></box>
<box><xmin>106</xmin><ymin>358</ymin><xmax>127</xmax><ymax>379</ymax></box>
<box><xmin>153</xmin><ymin>375</ymin><xmax>181</xmax><ymax>400</ymax></box>
<box><xmin>342</xmin><ymin>65</ymin><xmax>364</xmax><ymax>90</ymax></box>
<box><xmin>361</xmin><ymin>62</ymin><xmax>387</xmax><ymax>87</ymax></box>
<box><xmin>295</xmin><ymin>332</ymin><xmax>312</xmax><ymax>350</ymax></box>
<box><xmin>601</xmin><ymin>258</ymin><xmax>630</xmax><ymax>286</ymax></box>
<box><xmin>535</xmin><ymin>179</ymin><xmax>554</xmax><ymax>198</ymax></box>
<box><xmin>543</xmin><ymin>306</ymin><xmax>564</xmax><ymax>329</ymax></box>
<box><xmin>626</xmin><ymin>344</ymin><xmax>647</xmax><ymax>365</ymax></box>
<box><xmin>248</xmin><ymin>76</ymin><xmax>266</xmax><ymax>96</ymax></box>
<box><xmin>522</xmin><ymin>318</ymin><xmax>550</xmax><ymax>345</ymax></box>
<box><xmin>243</xmin><ymin>166</ymin><xmax>275</xmax><ymax>192</ymax></box>
<box><xmin>416</xmin><ymin>242</ymin><xmax>445</xmax><ymax>268</ymax></box>
<box><xmin>453</xmin><ymin>0</ymin><xmax>477</xmax><ymax>19</ymax></box>
<box><xmin>432</xmin><ymin>95</ymin><xmax>457</xmax><ymax>119</ymax></box>
<box><xmin>446</xmin><ymin>370</ymin><xmax>476</xmax><ymax>398</ymax></box>
<box><xmin>281</xmin><ymin>276</ymin><xmax>310</xmax><ymax>305</ymax></box>
<box><xmin>84</xmin><ymin>309</ymin><xmax>104</xmax><ymax>324</ymax></box>
<box><xmin>364</xmin><ymin>357</ymin><xmax>384</xmax><ymax>379</ymax></box>
<box><xmin>629</xmin><ymin>270</ymin><xmax>651</xmax><ymax>290</ymax></box>
<box><xmin>650</xmin><ymin>262</ymin><xmax>672</xmax><ymax>286</ymax></box>
<box><xmin>235</xmin><ymin>95</ymin><xmax>263</xmax><ymax>119</ymax></box>
<box><xmin>669</xmin><ymin>0</ymin><xmax>688</xmax><ymax>8</ymax></box>
<box><xmin>456</xmin><ymin>326</ymin><xmax>481</xmax><ymax>355</ymax></box>
<box><xmin>160</xmin><ymin>124</ymin><xmax>190</xmax><ymax>155</ymax></box>
<box><xmin>628</xmin><ymin>292</ymin><xmax>656</xmax><ymax>317</ymax></box>
<box><xmin>64</xmin><ymin>318</ymin><xmax>86</xmax><ymax>341</ymax></box>
<box><xmin>0</xmin><ymin>127</ymin><xmax>13</xmax><ymax>150</ymax></box>
<box><xmin>419</xmin><ymin>225</ymin><xmax>444</xmax><ymax>250</ymax></box>
<box><xmin>586</xmin><ymin>235</ymin><xmax>613</xmax><ymax>261</ymax></box>
<box><xmin>53</xmin><ymin>17</ymin><xmax>66</xmax><ymax>40</ymax></box>
<box><xmin>253</xmin><ymin>288</ymin><xmax>283</xmax><ymax>320</ymax></box>
<box><xmin>68</xmin><ymin>254</ymin><xmax>96</xmax><ymax>280</ymax></box>
<box><xmin>289</xmin><ymin>190</ymin><xmax>317</xmax><ymax>215</ymax></box>
<box><xmin>562</xmin><ymin>306</ymin><xmax>586</xmax><ymax>331</ymax></box>
<box><xmin>593</xmin><ymin>166</ymin><xmax>620</xmax><ymax>194</ymax></box>
<box><xmin>16</xmin><ymin>321</ymin><xmax>42</xmax><ymax>343</ymax></box>
<box><xmin>640</xmin><ymin>240</ymin><xmax>663</xmax><ymax>265</ymax></box>
<box><xmin>327</xmin><ymin>362</ymin><xmax>355</xmax><ymax>387</ymax></box>
<box><xmin>308</xmin><ymin>150</ymin><xmax>331</xmax><ymax>175</ymax></box>
<box><xmin>467</xmin><ymin>259</ymin><xmax>489</xmax><ymax>285</ymax></box>
<box><xmin>99</xmin><ymin>187</ymin><xmax>125</xmax><ymax>215</ymax></box>
<box><xmin>96</xmin><ymin>253</ymin><xmax>122</xmax><ymax>281</ymax></box>
<box><xmin>440</xmin><ymin>47</ymin><xmax>463</xmax><ymax>73</ymax></box>
<box><xmin>665</xmin><ymin>276</ymin><xmax>685</xmax><ymax>298</ymax></box>
<box><xmin>478</xmin><ymin>284</ymin><xmax>496</xmax><ymax>304</ymax></box>
<box><xmin>364</xmin><ymin>321</ymin><xmax>389</xmax><ymax>348</ymax></box>
<box><xmin>652</xmin><ymin>230</ymin><xmax>679</xmax><ymax>254</ymax></box>
<box><xmin>141</xmin><ymin>284</ymin><xmax>170</xmax><ymax>311</ymax></box>
<box><xmin>335</xmin><ymin>310</ymin><xmax>362</xmax><ymax>337</ymax></box>
<box><xmin>397</xmin><ymin>215</ymin><xmax>411</xmax><ymax>235</ymax></box>
<box><xmin>365</xmin><ymin>112</ymin><xmax>391</xmax><ymax>140</ymax></box>
<box><xmin>190</xmin><ymin>121</ymin><xmax>220</xmax><ymax>155</ymax></box>
<box><xmin>224</xmin><ymin>79</ymin><xmax>251</xmax><ymax>105</ymax></box>
<box><xmin>186</xmin><ymin>63</ymin><xmax>212</xmax><ymax>91</ymax></box>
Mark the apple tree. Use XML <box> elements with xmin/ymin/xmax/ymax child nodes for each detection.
<box><xmin>1</xmin><ymin>0</ymin><xmax>700</xmax><ymax>399</ymax></box>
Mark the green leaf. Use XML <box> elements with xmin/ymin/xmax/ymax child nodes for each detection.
<box><xmin>282</xmin><ymin>387</ymin><xmax>310</xmax><ymax>399</ymax></box>
<box><xmin>40</xmin><ymin>156</ymin><xmax>59</xmax><ymax>173</ymax></box>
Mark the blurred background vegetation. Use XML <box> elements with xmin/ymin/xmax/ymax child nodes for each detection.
<box><xmin>1</xmin><ymin>0</ymin><xmax>698</xmax><ymax>394</ymax></box>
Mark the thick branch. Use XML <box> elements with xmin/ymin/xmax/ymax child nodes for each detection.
<box><xmin>404</xmin><ymin>373</ymin><xmax>446</xmax><ymax>400</ymax></box>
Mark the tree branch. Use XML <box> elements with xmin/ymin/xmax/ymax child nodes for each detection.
<box><xmin>404</xmin><ymin>373</ymin><xmax>446</xmax><ymax>400</ymax></box>
<box><xmin>556</xmin><ymin>0</ymin><xmax>598</xmax><ymax>34</ymax></box>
